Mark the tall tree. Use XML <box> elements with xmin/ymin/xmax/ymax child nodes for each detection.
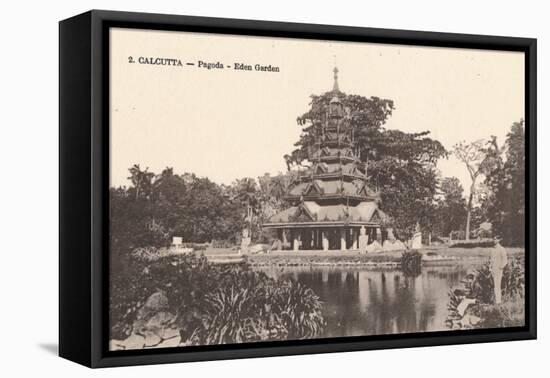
<box><xmin>111</xmin><ymin>166</ymin><xmax>247</xmax><ymax>260</ymax></box>
<box><xmin>503</xmin><ymin>121</ymin><xmax>526</xmax><ymax>245</ymax></box>
<box><xmin>483</xmin><ymin>121</ymin><xmax>525</xmax><ymax>245</ymax></box>
<box><xmin>127</xmin><ymin>164</ymin><xmax>155</xmax><ymax>200</ymax></box>
<box><xmin>452</xmin><ymin>139</ymin><xmax>495</xmax><ymax>240</ymax></box>
<box><xmin>435</xmin><ymin>177</ymin><xmax>468</xmax><ymax>238</ymax></box>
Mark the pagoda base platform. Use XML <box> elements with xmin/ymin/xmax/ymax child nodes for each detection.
<box><xmin>265</xmin><ymin>225</ymin><xmax>395</xmax><ymax>252</ymax></box>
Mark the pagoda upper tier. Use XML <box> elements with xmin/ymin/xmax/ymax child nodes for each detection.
<box><xmin>264</xmin><ymin>67</ymin><xmax>390</xmax><ymax>230</ymax></box>
<box><xmin>283</xmin><ymin>73</ymin><xmax>379</xmax><ymax>205</ymax></box>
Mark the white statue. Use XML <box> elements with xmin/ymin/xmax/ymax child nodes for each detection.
<box><xmin>322</xmin><ymin>232</ymin><xmax>329</xmax><ymax>251</ymax></box>
<box><xmin>411</xmin><ymin>222</ymin><xmax>422</xmax><ymax>249</ymax></box>
<box><xmin>358</xmin><ymin>226</ymin><xmax>369</xmax><ymax>253</ymax></box>
<box><xmin>240</xmin><ymin>228</ymin><xmax>251</xmax><ymax>254</ymax></box>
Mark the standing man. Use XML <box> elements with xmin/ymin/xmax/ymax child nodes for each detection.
<box><xmin>490</xmin><ymin>237</ymin><xmax>508</xmax><ymax>304</ymax></box>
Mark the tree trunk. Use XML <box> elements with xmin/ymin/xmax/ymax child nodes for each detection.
<box><xmin>465</xmin><ymin>181</ymin><xmax>476</xmax><ymax>241</ymax></box>
<box><xmin>247</xmin><ymin>202</ymin><xmax>252</xmax><ymax>240</ymax></box>
<box><xmin>135</xmin><ymin>177</ymin><xmax>141</xmax><ymax>200</ymax></box>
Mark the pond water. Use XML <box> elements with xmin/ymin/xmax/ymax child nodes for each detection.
<box><xmin>258</xmin><ymin>264</ymin><xmax>476</xmax><ymax>337</ymax></box>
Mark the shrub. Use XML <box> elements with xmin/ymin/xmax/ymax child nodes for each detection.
<box><xmin>400</xmin><ymin>250</ymin><xmax>422</xmax><ymax>277</ymax></box>
<box><xmin>110</xmin><ymin>251</ymin><xmax>325</xmax><ymax>345</ymax></box>
<box><xmin>446</xmin><ymin>258</ymin><xmax>524</xmax><ymax>330</ymax></box>
<box><xmin>449</xmin><ymin>239</ymin><xmax>495</xmax><ymax>248</ymax></box>
<box><xmin>450</xmin><ymin>230</ymin><xmax>466</xmax><ymax>240</ymax></box>
<box><xmin>211</xmin><ymin>239</ymin><xmax>234</xmax><ymax>248</ymax></box>
<box><xmin>181</xmin><ymin>242</ymin><xmax>208</xmax><ymax>251</ymax></box>
<box><xmin>477</xmin><ymin>299</ymin><xmax>524</xmax><ymax>328</ymax></box>
<box><xmin>268</xmin><ymin>279</ymin><xmax>324</xmax><ymax>339</ymax></box>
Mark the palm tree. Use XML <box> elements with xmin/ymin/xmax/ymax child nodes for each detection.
<box><xmin>270</xmin><ymin>175</ymin><xmax>288</xmax><ymax>203</ymax></box>
<box><xmin>232</xmin><ymin>178</ymin><xmax>259</xmax><ymax>235</ymax></box>
<box><xmin>127</xmin><ymin>164</ymin><xmax>155</xmax><ymax>200</ymax></box>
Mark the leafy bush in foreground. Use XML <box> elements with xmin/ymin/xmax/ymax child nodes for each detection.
<box><xmin>446</xmin><ymin>258</ymin><xmax>524</xmax><ymax>330</ymax></box>
<box><xmin>110</xmin><ymin>251</ymin><xmax>325</xmax><ymax>345</ymax></box>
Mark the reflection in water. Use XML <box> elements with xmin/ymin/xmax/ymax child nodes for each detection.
<box><xmin>258</xmin><ymin>265</ymin><xmax>468</xmax><ymax>338</ymax></box>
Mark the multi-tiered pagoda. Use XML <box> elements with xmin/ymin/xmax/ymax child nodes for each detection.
<box><xmin>262</xmin><ymin>68</ymin><xmax>393</xmax><ymax>251</ymax></box>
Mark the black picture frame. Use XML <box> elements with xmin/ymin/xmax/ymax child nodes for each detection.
<box><xmin>59</xmin><ymin>9</ymin><xmax>537</xmax><ymax>368</ymax></box>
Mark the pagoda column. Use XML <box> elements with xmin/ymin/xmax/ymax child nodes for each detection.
<box><xmin>376</xmin><ymin>227</ymin><xmax>382</xmax><ymax>244</ymax></box>
<box><xmin>352</xmin><ymin>228</ymin><xmax>358</xmax><ymax>249</ymax></box>
<box><xmin>369</xmin><ymin>228</ymin><xmax>376</xmax><ymax>244</ymax></box>
<box><xmin>311</xmin><ymin>229</ymin><xmax>319</xmax><ymax>249</ymax></box>
<box><xmin>314</xmin><ymin>229</ymin><xmax>320</xmax><ymax>249</ymax></box>
<box><xmin>340</xmin><ymin>228</ymin><xmax>347</xmax><ymax>251</ymax></box>
<box><xmin>315</xmin><ymin>229</ymin><xmax>320</xmax><ymax>250</ymax></box>
<box><xmin>304</xmin><ymin>229</ymin><xmax>313</xmax><ymax>250</ymax></box>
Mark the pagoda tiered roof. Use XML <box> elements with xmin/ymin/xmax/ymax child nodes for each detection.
<box><xmin>320</xmin><ymin>133</ymin><xmax>353</xmax><ymax>147</ymax></box>
<box><xmin>298</xmin><ymin>162</ymin><xmax>367</xmax><ymax>181</ymax></box>
<box><xmin>285</xmin><ymin>178</ymin><xmax>378</xmax><ymax>201</ymax></box>
<box><xmin>264</xmin><ymin>201</ymin><xmax>389</xmax><ymax>228</ymax></box>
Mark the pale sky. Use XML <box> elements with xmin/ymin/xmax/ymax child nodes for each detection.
<box><xmin>110</xmin><ymin>28</ymin><xmax>524</xmax><ymax>196</ymax></box>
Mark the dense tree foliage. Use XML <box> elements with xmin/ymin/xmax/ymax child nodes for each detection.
<box><xmin>482</xmin><ymin>121</ymin><xmax>525</xmax><ymax>246</ymax></box>
<box><xmin>434</xmin><ymin>177</ymin><xmax>468</xmax><ymax>238</ymax></box>
<box><xmin>444</xmin><ymin>121</ymin><xmax>525</xmax><ymax>246</ymax></box>
<box><xmin>110</xmin><ymin>118</ymin><xmax>524</xmax><ymax>253</ymax></box>
<box><xmin>229</xmin><ymin>175</ymin><xmax>294</xmax><ymax>243</ymax></box>
<box><xmin>289</xmin><ymin>91</ymin><xmax>447</xmax><ymax>239</ymax></box>
<box><xmin>110</xmin><ymin>165</ymin><xmax>299</xmax><ymax>272</ymax></box>
<box><xmin>111</xmin><ymin>166</ymin><xmax>243</xmax><ymax>271</ymax></box>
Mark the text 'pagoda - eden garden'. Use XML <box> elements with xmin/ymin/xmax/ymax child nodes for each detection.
<box><xmin>263</xmin><ymin>68</ymin><xmax>404</xmax><ymax>252</ymax></box>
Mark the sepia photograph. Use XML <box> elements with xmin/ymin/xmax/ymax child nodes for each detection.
<box><xmin>108</xmin><ymin>27</ymin><xmax>527</xmax><ymax>351</ymax></box>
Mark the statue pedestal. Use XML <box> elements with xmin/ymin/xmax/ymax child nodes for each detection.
<box><xmin>375</xmin><ymin>228</ymin><xmax>382</xmax><ymax>244</ymax></box>
<box><xmin>383</xmin><ymin>239</ymin><xmax>406</xmax><ymax>251</ymax></box>
<box><xmin>240</xmin><ymin>237</ymin><xmax>251</xmax><ymax>254</ymax></box>
<box><xmin>366</xmin><ymin>240</ymin><xmax>382</xmax><ymax>253</ymax></box>
<box><xmin>411</xmin><ymin>232</ymin><xmax>422</xmax><ymax>249</ymax></box>
<box><xmin>386</xmin><ymin>228</ymin><xmax>396</xmax><ymax>242</ymax></box>
<box><xmin>322</xmin><ymin>235</ymin><xmax>329</xmax><ymax>251</ymax></box>
<box><xmin>358</xmin><ymin>226</ymin><xmax>369</xmax><ymax>253</ymax></box>
<box><xmin>358</xmin><ymin>235</ymin><xmax>369</xmax><ymax>253</ymax></box>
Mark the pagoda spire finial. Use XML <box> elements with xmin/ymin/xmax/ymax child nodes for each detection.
<box><xmin>333</xmin><ymin>66</ymin><xmax>340</xmax><ymax>92</ymax></box>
